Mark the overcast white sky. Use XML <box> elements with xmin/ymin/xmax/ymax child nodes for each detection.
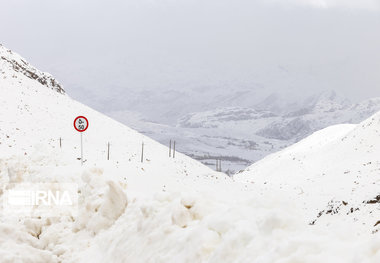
<box><xmin>1</xmin><ymin>0</ymin><xmax>380</xmax><ymax>115</ymax></box>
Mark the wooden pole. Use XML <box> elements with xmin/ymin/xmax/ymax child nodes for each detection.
<box><xmin>216</xmin><ymin>159</ymin><xmax>222</xmax><ymax>172</ymax></box>
<box><xmin>107</xmin><ymin>142</ymin><xmax>110</xmax><ymax>160</ymax></box>
<box><xmin>141</xmin><ymin>142</ymin><xmax>144</xmax><ymax>163</ymax></box>
<box><xmin>169</xmin><ymin>140</ymin><xmax>172</xmax><ymax>157</ymax></box>
<box><xmin>173</xmin><ymin>141</ymin><xmax>176</xmax><ymax>158</ymax></box>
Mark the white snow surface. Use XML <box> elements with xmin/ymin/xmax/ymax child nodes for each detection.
<box><xmin>1</xmin><ymin>45</ymin><xmax>380</xmax><ymax>262</ymax></box>
<box><xmin>236</xmin><ymin>118</ymin><xmax>380</xmax><ymax>233</ymax></box>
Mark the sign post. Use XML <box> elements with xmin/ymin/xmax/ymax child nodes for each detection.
<box><xmin>74</xmin><ymin>116</ymin><xmax>89</xmax><ymax>165</ymax></box>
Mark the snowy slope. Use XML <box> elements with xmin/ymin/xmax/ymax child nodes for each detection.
<box><xmin>236</xmin><ymin>115</ymin><xmax>380</xmax><ymax>234</ymax></box>
<box><xmin>0</xmin><ymin>45</ymin><xmax>228</xmax><ymax>262</ymax></box>
<box><xmin>0</xmin><ymin>44</ymin><xmax>214</xmax><ymax>182</ymax></box>
<box><xmin>1</xmin><ymin>45</ymin><xmax>380</xmax><ymax>262</ymax></box>
<box><xmin>0</xmin><ymin>44</ymin><xmax>64</xmax><ymax>94</ymax></box>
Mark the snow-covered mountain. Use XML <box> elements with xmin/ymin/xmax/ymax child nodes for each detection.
<box><xmin>235</xmin><ymin>112</ymin><xmax>380</xmax><ymax>234</ymax></box>
<box><xmin>0</xmin><ymin>44</ymin><xmax>64</xmax><ymax>94</ymax></box>
<box><xmin>0</xmin><ymin>44</ymin><xmax>225</xmax><ymax>262</ymax></box>
<box><xmin>111</xmin><ymin>91</ymin><xmax>380</xmax><ymax>174</ymax></box>
<box><xmin>2</xmin><ymin>44</ymin><xmax>380</xmax><ymax>262</ymax></box>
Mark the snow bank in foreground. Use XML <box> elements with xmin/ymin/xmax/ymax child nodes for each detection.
<box><xmin>1</xmin><ymin>152</ymin><xmax>380</xmax><ymax>263</ymax></box>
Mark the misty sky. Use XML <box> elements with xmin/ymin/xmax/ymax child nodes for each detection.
<box><xmin>1</xmin><ymin>0</ymin><xmax>380</xmax><ymax>119</ymax></box>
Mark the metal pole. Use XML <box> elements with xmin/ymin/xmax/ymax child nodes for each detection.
<box><xmin>59</xmin><ymin>137</ymin><xmax>62</xmax><ymax>148</ymax></box>
<box><xmin>81</xmin><ymin>133</ymin><xmax>83</xmax><ymax>166</ymax></box>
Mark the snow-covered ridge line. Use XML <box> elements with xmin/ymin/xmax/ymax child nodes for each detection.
<box><xmin>0</xmin><ymin>44</ymin><xmax>64</xmax><ymax>94</ymax></box>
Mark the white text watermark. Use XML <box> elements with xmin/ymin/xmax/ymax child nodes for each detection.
<box><xmin>3</xmin><ymin>183</ymin><xmax>78</xmax><ymax>217</ymax></box>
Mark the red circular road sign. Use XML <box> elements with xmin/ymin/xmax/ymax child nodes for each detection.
<box><xmin>74</xmin><ymin>116</ymin><xmax>89</xmax><ymax>132</ymax></box>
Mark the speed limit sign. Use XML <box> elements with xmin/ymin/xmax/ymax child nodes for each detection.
<box><xmin>74</xmin><ymin>116</ymin><xmax>89</xmax><ymax>166</ymax></box>
<box><xmin>74</xmin><ymin>116</ymin><xmax>89</xmax><ymax>132</ymax></box>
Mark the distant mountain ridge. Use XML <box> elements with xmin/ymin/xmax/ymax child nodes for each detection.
<box><xmin>179</xmin><ymin>91</ymin><xmax>380</xmax><ymax>141</ymax></box>
<box><xmin>118</xmin><ymin>91</ymin><xmax>380</xmax><ymax>174</ymax></box>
